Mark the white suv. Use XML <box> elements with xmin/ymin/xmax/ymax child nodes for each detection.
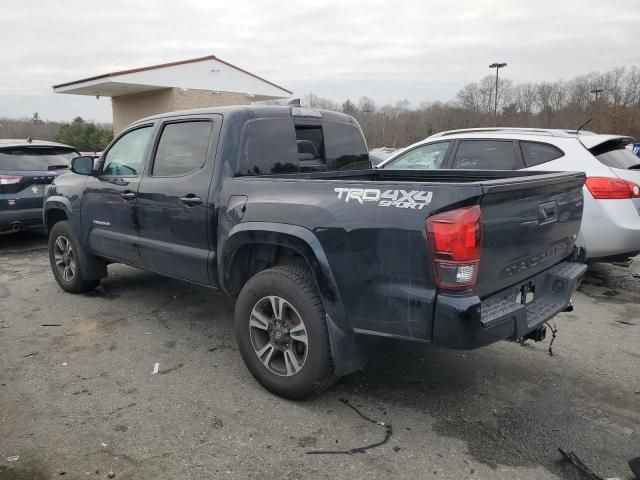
<box><xmin>379</xmin><ymin>128</ymin><xmax>640</xmax><ymax>262</ymax></box>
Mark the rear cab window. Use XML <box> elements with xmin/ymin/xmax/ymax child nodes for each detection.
<box><xmin>238</xmin><ymin>117</ymin><xmax>368</xmax><ymax>176</ymax></box>
<box><xmin>0</xmin><ymin>146</ymin><xmax>78</xmax><ymax>171</ymax></box>
<box><xmin>452</xmin><ymin>140</ymin><xmax>521</xmax><ymax>170</ymax></box>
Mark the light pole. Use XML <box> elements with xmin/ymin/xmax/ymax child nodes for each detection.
<box><xmin>489</xmin><ymin>62</ymin><xmax>507</xmax><ymax>122</ymax></box>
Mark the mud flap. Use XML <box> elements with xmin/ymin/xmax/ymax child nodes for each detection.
<box><xmin>326</xmin><ymin>314</ymin><xmax>367</xmax><ymax>377</ymax></box>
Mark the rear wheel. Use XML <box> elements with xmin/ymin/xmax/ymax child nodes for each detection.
<box><xmin>48</xmin><ymin>221</ymin><xmax>100</xmax><ymax>293</ymax></box>
<box><xmin>234</xmin><ymin>265</ymin><xmax>335</xmax><ymax>399</ymax></box>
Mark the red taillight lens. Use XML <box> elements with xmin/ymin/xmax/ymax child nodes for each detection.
<box><xmin>426</xmin><ymin>205</ymin><xmax>482</xmax><ymax>291</ymax></box>
<box><xmin>585</xmin><ymin>177</ymin><xmax>640</xmax><ymax>199</ymax></box>
<box><xmin>0</xmin><ymin>175</ymin><xmax>23</xmax><ymax>185</ymax></box>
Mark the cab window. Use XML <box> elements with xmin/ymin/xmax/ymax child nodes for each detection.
<box><xmin>152</xmin><ymin>121</ymin><xmax>213</xmax><ymax>176</ymax></box>
<box><xmin>102</xmin><ymin>126</ymin><xmax>153</xmax><ymax>176</ymax></box>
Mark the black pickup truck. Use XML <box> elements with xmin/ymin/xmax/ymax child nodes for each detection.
<box><xmin>44</xmin><ymin>105</ymin><xmax>587</xmax><ymax>399</ymax></box>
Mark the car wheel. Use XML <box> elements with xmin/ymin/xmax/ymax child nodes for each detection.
<box><xmin>48</xmin><ymin>221</ymin><xmax>100</xmax><ymax>293</ymax></box>
<box><xmin>234</xmin><ymin>265</ymin><xmax>335</xmax><ymax>399</ymax></box>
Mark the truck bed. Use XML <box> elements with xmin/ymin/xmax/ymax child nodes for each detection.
<box><xmin>226</xmin><ymin>168</ymin><xmax>585</xmax><ymax>342</ymax></box>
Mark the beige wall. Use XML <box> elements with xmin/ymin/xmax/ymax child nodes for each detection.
<box><xmin>111</xmin><ymin>88</ymin><xmax>252</xmax><ymax>133</ymax></box>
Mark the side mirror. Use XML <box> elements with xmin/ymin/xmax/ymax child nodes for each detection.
<box><xmin>71</xmin><ymin>156</ymin><xmax>95</xmax><ymax>175</ymax></box>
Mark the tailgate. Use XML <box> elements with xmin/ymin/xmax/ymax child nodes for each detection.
<box><xmin>476</xmin><ymin>172</ymin><xmax>585</xmax><ymax>298</ymax></box>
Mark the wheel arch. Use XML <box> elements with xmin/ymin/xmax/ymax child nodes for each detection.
<box><xmin>43</xmin><ymin>197</ymin><xmax>73</xmax><ymax>233</ymax></box>
<box><xmin>220</xmin><ymin>222</ymin><xmax>366</xmax><ymax>376</ymax></box>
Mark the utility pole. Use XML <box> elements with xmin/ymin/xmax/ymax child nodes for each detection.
<box><xmin>590</xmin><ymin>87</ymin><xmax>603</xmax><ymax>101</ymax></box>
<box><xmin>489</xmin><ymin>63</ymin><xmax>507</xmax><ymax>123</ymax></box>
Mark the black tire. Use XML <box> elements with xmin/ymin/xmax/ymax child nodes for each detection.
<box><xmin>48</xmin><ymin>221</ymin><xmax>101</xmax><ymax>293</ymax></box>
<box><xmin>234</xmin><ymin>265</ymin><xmax>335</xmax><ymax>399</ymax></box>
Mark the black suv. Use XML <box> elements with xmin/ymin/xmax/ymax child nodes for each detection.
<box><xmin>0</xmin><ymin>139</ymin><xmax>78</xmax><ymax>234</ymax></box>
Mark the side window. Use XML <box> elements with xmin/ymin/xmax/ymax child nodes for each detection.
<box><xmin>452</xmin><ymin>140</ymin><xmax>519</xmax><ymax>170</ymax></box>
<box><xmin>386</xmin><ymin>142</ymin><xmax>450</xmax><ymax>170</ymax></box>
<box><xmin>152</xmin><ymin>121</ymin><xmax>213</xmax><ymax>176</ymax></box>
<box><xmin>322</xmin><ymin>121</ymin><xmax>369</xmax><ymax>170</ymax></box>
<box><xmin>102</xmin><ymin>126</ymin><xmax>153</xmax><ymax>176</ymax></box>
<box><xmin>295</xmin><ymin>125</ymin><xmax>326</xmax><ymax>168</ymax></box>
<box><xmin>520</xmin><ymin>141</ymin><xmax>564</xmax><ymax>167</ymax></box>
<box><xmin>239</xmin><ymin>118</ymin><xmax>298</xmax><ymax>175</ymax></box>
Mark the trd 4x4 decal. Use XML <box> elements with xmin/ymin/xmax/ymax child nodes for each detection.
<box><xmin>334</xmin><ymin>187</ymin><xmax>433</xmax><ymax>209</ymax></box>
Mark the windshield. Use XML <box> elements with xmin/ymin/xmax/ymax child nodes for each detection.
<box><xmin>591</xmin><ymin>143</ymin><xmax>640</xmax><ymax>170</ymax></box>
<box><xmin>0</xmin><ymin>146</ymin><xmax>77</xmax><ymax>171</ymax></box>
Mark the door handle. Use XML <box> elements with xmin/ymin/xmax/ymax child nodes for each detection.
<box><xmin>179</xmin><ymin>195</ymin><xmax>202</xmax><ymax>206</ymax></box>
<box><xmin>120</xmin><ymin>191</ymin><xmax>136</xmax><ymax>201</ymax></box>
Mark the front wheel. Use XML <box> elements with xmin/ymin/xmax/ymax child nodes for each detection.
<box><xmin>48</xmin><ymin>221</ymin><xmax>100</xmax><ymax>293</ymax></box>
<box><xmin>234</xmin><ymin>265</ymin><xmax>335</xmax><ymax>399</ymax></box>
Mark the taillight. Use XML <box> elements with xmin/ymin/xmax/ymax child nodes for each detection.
<box><xmin>426</xmin><ymin>205</ymin><xmax>482</xmax><ymax>291</ymax></box>
<box><xmin>585</xmin><ymin>177</ymin><xmax>640</xmax><ymax>199</ymax></box>
<box><xmin>0</xmin><ymin>175</ymin><xmax>23</xmax><ymax>185</ymax></box>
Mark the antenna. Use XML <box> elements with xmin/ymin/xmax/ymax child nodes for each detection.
<box><xmin>576</xmin><ymin>118</ymin><xmax>592</xmax><ymax>133</ymax></box>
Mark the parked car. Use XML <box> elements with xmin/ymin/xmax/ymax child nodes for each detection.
<box><xmin>0</xmin><ymin>139</ymin><xmax>78</xmax><ymax>234</ymax></box>
<box><xmin>368</xmin><ymin>147</ymin><xmax>397</xmax><ymax>166</ymax></box>
<box><xmin>379</xmin><ymin>128</ymin><xmax>640</xmax><ymax>263</ymax></box>
<box><xmin>44</xmin><ymin>107</ymin><xmax>586</xmax><ymax>399</ymax></box>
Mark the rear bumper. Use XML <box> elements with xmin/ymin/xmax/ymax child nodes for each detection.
<box><xmin>580</xmin><ymin>199</ymin><xmax>640</xmax><ymax>259</ymax></box>
<box><xmin>432</xmin><ymin>261</ymin><xmax>587</xmax><ymax>349</ymax></box>
<box><xmin>0</xmin><ymin>208</ymin><xmax>44</xmax><ymax>232</ymax></box>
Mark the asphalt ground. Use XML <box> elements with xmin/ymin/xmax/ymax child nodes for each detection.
<box><xmin>1</xmin><ymin>230</ymin><xmax>639</xmax><ymax>479</ymax></box>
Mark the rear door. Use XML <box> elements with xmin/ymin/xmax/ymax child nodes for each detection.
<box><xmin>136</xmin><ymin>116</ymin><xmax>220</xmax><ymax>284</ymax></box>
<box><xmin>475</xmin><ymin>173</ymin><xmax>584</xmax><ymax>298</ymax></box>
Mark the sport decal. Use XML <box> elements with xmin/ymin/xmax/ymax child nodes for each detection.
<box><xmin>334</xmin><ymin>188</ymin><xmax>433</xmax><ymax>209</ymax></box>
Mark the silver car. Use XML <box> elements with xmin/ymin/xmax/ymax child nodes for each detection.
<box><xmin>379</xmin><ymin>128</ymin><xmax>640</xmax><ymax>263</ymax></box>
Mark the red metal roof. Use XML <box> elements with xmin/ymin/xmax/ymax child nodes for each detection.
<box><xmin>53</xmin><ymin>54</ymin><xmax>292</xmax><ymax>94</ymax></box>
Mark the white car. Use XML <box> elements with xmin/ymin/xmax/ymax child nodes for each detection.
<box><xmin>379</xmin><ymin>128</ymin><xmax>640</xmax><ymax>263</ymax></box>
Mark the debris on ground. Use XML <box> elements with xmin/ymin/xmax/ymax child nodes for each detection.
<box><xmin>306</xmin><ymin>398</ymin><xmax>393</xmax><ymax>455</ymax></box>
<box><xmin>41</xmin><ymin>323</ymin><xmax>61</xmax><ymax>327</ymax></box>
<box><xmin>545</xmin><ymin>321</ymin><xmax>558</xmax><ymax>356</ymax></box>
<box><xmin>616</xmin><ymin>319</ymin><xmax>636</xmax><ymax>325</ymax></box>
<box><xmin>152</xmin><ymin>363</ymin><xmax>159</xmax><ymax>374</ymax></box>
<box><xmin>107</xmin><ymin>471</ymin><xmax>115</xmax><ymax>478</ymax></box>
<box><xmin>558</xmin><ymin>447</ymin><xmax>605</xmax><ymax>480</ymax></box>
<box><xmin>6</xmin><ymin>456</ymin><xmax>19</xmax><ymax>462</ymax></box>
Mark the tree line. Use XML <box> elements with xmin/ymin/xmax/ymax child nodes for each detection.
<box><xmin>303</xmin><ymin>65</ymin><xmax>640</xmax><ymax>149</ymax></box>
<box><xmin>0</xmin><ymin>114</ymin><xmax>113</xmax><ymax>151</ymax></box>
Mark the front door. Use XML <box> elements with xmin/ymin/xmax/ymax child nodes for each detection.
<box><xmin>82</xmin><ymin>124</ymin><xmax>155</xmax><ymax>265</ymax></box>
<box><xmin>136</xmin><ymin>117</ymin><xmax>220</xmax><ymax>284</ymax></box>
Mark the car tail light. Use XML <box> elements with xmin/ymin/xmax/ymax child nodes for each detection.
<box><xmin>585</xmin><ymin>177</ymin><xmax>640</xmax><ymax>199</ymax></box>
<box><xmin>426</xmin><ymin>205</ymin><xmax>482</xmax><ymax>291</ymax></box>
<box><xmin>0</xmin><ymin>175</ymin><xmax>22</xmax><ymax>185</ymax></box>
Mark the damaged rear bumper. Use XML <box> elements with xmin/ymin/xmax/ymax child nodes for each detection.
<box><xmin>432</xmin><ymin>261</ymin><xmax>587</xmax><ymax>349</ymax></box>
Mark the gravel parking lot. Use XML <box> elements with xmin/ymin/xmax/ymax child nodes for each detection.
<box><xmin>1</xmin><ymin>231</ymin><xmax>639</xmax><ymax>480</ymax></box>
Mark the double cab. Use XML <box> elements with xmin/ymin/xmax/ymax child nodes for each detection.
<box><xmin>44</xmin><ymin>106</ymin><xmax>587</xmax><ymax>399</ymax></box>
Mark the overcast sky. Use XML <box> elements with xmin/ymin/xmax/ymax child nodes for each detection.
<box><xmin>1</xmin><ymin>0</ymin><xmax>638</xmax><ymax>122</ymax></box>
